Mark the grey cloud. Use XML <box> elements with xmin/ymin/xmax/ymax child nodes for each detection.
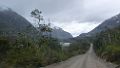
<box><xmin>0</xmin><ymin>0</ymin><xmax>120</xmax><ymax>23</ymax></box>
<box><xmin>1</xmin><ymin>0</ymin><xmax>120</xmax><ymax>36</ymax></box>
<box><xmin>0</xmin><ymin>0</ymin><xmax>84</xmax><ymax>22</ymax></box>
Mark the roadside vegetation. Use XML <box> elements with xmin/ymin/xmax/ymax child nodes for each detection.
<box><xmin>94</xmin><ymin>26</ymin><xmax>120</xmax><ymax>64</ymax></box>
<box><xmin>0</xmin><ymin>32</ymin><xmax>89</xmax><ymax>68</ymax></box>
<box><xmin>0</xmin><ymin>9</ymin><xmax>89</xmax><ymax>68</ymax></box>
<box><xmin>68</xmin><ymin>38</ymin><xmax>90</xmax><ymax>56</ymax></box>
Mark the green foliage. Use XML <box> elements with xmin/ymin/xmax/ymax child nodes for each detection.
<box><xmin>0</xmin><ymin>31</ymin><xmax>90</xmax><ymax>68</ymax></box>
<box><xmin>67</xmin><ymin>38</ymin><xmax>90</xmax><ymax>56</ymax></box>
<box><xmin>0</xmin><ymin>36</ymin><xmax>11</xmax><ymax>61</ymax></box>
<box><xmin>94</xmin><ymin>26</ymin><xmax>120</xmax><ymax>64</ymax></box>
<box><xmin>0</xmin><ymin>33</ymin><xmax>70</xmax><ymax>68</ymax></box>
<box><xmin>0</xmin><ymin>9</ymin><xmax>89</xmax><ymax>68</ymax></box>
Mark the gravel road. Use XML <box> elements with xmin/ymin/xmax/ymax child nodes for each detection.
<box><xmin>45</xmin><ymin>44</ymin><xmax>116</xmax><ymax>68</ymax></box>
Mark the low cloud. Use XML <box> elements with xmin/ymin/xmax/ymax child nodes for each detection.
<box><xmin>52</xmin><ymin>21</ymin><xmax>100</xmax><ymax>37</ymax></box>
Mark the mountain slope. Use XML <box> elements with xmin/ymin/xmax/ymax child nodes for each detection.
<box><xmin>0</xmin><ymin>7</ymin><xmax>73</xmax><ymax>40</ymax></box>
<box><xmin>89</xmin><ymin>14</ymin><xmax>120</xmax><ymax>35</ymax></box>
<box><xmin>78</xmin><ymin>13</ymin><xmax>120</xmax><ymax>37</ymax></box>
<box><xmin>0</xmin><ymin>7</ymin><xmax>36</xmax><ymax>36</ymax></box>
<box><xmin>51</xmin><ymin>27</ymin><xmax>73</xmax><ymax>40</ymax></box>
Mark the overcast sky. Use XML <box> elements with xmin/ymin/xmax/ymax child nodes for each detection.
<box><xmin>0</xmin><ymin>0</ymin><xmax>120</xmax><ymax>37</ymax></box>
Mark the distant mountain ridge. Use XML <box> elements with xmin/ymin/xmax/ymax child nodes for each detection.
<box><xmin>51</xmin><ymin>27</ymin><xmax>73</xmax><ymax>40</ymax></box>
<box><xmin>78</xmin><ymin>13</ymin><xmax>120</xmax><ymax>38</ymax></box>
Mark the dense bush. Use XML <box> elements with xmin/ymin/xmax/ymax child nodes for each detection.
<box><xmin>0</xmin><ymin>35</ymin><xmax>53</xmax><ymax>67</ymax></box>
<box><xmin>0</xmin><ymin>33</ymin><xmax>86</xmax><ymax>68</ymax></box>
<box><xmin>94</xmin><ymin>27</ymin><xmax>120</xmax><ymax>64</ymax></box>
<box><xmin>67</xmin><ymin>38</ymin><xmax>90</xmax><ymax>56</ymax></box>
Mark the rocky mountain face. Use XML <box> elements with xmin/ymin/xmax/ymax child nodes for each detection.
<box><xmin>78</xmin><ymin>13</ymin><xmax>120</xmax><ymax>38</ymax></box>
<box><xmin>0</xmin><ymin>7</ymin><xmax>36</xmax><ymax>37</ymax></box>
<box><xmin>51</xmin><ymin>27</ymin><xmax>73</xmax><ymax>40</ymax></box>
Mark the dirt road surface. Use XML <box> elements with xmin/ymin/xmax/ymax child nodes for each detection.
<box><xmin>45</xmin><ymin>44</ymin><xmax>116</xmax><ymax>68</ymax></box>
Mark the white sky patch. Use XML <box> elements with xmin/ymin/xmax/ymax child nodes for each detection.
<box><xmin>52</xmin><ymin>21</ymin><xmax>100</xmax><ymax>37</ymax></box>
<box><xmin>26</xmin><ymin>17</ymin><xmax>100</xmax><ymax>37</ymax></box>
<box><xmin>0</xmin><ymin>4</ymin><xmax>9</xmax><ymax>11</ymax></box>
